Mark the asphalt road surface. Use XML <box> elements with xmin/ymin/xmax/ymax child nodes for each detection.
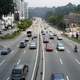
<box><xmin>0</xmin><ymin>18</ymin><xmax>80</xmax><ymax>80</ymax></box>
<box><xmin>41</xmin><ymin>21</ymin><xmax>80</xmax><ymax>80</ymax></box>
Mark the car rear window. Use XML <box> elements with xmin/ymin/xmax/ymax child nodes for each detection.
<box><xmin>54</xmin><ymin>74</ymin><xmax>64</xmax><ymax>79</ymax></box>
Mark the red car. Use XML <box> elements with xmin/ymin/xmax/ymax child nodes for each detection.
<box><xmin>45</xmin><ymin>43</ymin><xmax>53</xmax><ymax>52</ymax></box>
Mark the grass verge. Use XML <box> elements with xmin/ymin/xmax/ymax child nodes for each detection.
<box><xmin>0</xmin><ymin>30</ymin><xmax>21</xmax><ymax>40</ymax></box>
<box><xmin>63</xmin><ymin>34</ymin><xmax>80</xmax><ymax>43</ymax></box>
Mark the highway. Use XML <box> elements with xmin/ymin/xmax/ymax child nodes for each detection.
<box><xmin>41</xmin><ymin>21</ymin><xmax>80</xmax><ymax>80</ymax></box>
<box><xmin>0</xmin><ymin>19</ymin><xmax>40</xmax><ymax>80</ymax></box>
<box><xmin>0</xmin><ymin>18</ymin><xmax>80</xmax><ymax>80</ymax></box>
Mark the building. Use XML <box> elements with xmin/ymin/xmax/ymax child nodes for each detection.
<box><xmin>64</xmin><ymin>13</ymin><xmax>80</xmax><ymax>35</ymax></box>
<box><xmin>14</xmin><ymin>0</ymin><xmax>25</xmax><ymax>20</ymax></box>
<box><xmin>24</xmin><ymin>2</ymin><xmax>28</xmax><ymax>19</ymax></box>
<box><xmin>64</xmin><ymin>13</ymin><xmax>80</xmax><ymax>27</ymax></box>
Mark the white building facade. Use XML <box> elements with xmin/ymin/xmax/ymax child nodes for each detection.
<box><xmin>24</xmin><ymin>2</ymin><xmax>28</xmax><ymax>19</ymax></box>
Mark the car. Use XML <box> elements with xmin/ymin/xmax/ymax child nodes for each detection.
<box><xmin>51</xmin><ymin>73</ymin><xmax>65</xmax><ymax>80</ymax></box>
<box><xmin>56</xmin><ymin>43</ymin><xmax>64</xmax><ymax>51</ymax></box>
<box><xmin>41</xmin><ymin>30</ymin><xmax>44</xmax><ymax>33</ymax></box>
<box><xmin>42</xmin><ymin>32</ymin><xmax>45</xmax><ymax>35</ymax></box>
<box><xmin>29</xmin><ymin>42</ymin><xmax>37</xmax><ymax>49</ymax></box>
<box><xmin>0</xmin><ymin>30</ymin><xmax>2</xmax><ymax>34</ymax></box>
<box><xmin>33</xmin><ymin>34</ymin><xmax>37</xmax><ymax>38</ymax></box>
<box><xmin>43</xmin><ymin>37</ymin><xmax>49</xmax><ymax>43</ymax></box>
<box><xmin>49</xmin><ymin>34</ymin><xmax>54</xmax><ymax>39</ymax></box>
<box><xmin>44</xmin><ymin>27</ymin><xmax>46</xmax><ymax>30</ymax></box>
<box><xmin>57</xmin><ymin>36</ymin><xmax>63</xmax><ymax>40</ymax></box>
<box><xmin>11</xmin><ymin>64</ymin><xmax>29</xmax><ymax>80</ymax></box>
<box><xmin>45</xmin><ymin>43</ymin><xmax>53</xmax><ymax>52</ymax></box>
<box><xmin>7</xmin><ymin>48</ymin><xmax>12</xmax><ymax>53</ymax></box>
<box><xmin>24</xmin><ymin>38</ymin><xmax>29</xmax><ymax>42</ymax></box>
<box><xmin>27</xmin><ymin>30</ymin><xmax>32</xmax><ymax>37</ymax></box>
<box><xmin>1</xmin><ymin>48</ymin><xmax>11</xmax><ymax>55</ymax></box>
<box><xmin>2</xmin><ymin>28</ymin><xmax>8</xmax><ymax>31</ymax></box>
<box><xmin>53</xmin><ymin>33</ymin><xmax>57</xmax><ymax>36</ymax></box>
<box><xmin>19</xmin><ymin>41</ymin><xmax>26</xmax><ymax>48</ymax></box>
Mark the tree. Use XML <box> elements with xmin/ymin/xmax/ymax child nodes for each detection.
<box><xmin>75</xmin><ymin>5</ymin><xmax>80</xmax><ymax>13</ymax></box>
<box><xmin>48</xmin><ymin>15</ymin><xmax>66</xmax><ymax>30</ymax></box>
<box><xmin>17</xmin><ymin>20</ymin><xmax>32</xmax><ymax>31</ymax></box>
<box><xmin>0</xmin><ymin>0</ymin><xmax>14</xmax><ymax>19</ymax></box>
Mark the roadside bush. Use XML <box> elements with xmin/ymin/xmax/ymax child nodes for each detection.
<box><xmin>17</xmin><ymin>19</ymin><xmax>32</xmax><ymax>31</ymax></box>
<box><xmin>0</xmin><ymin>30</ymin><xmax>20</xmax><ymax>39</ymax></box>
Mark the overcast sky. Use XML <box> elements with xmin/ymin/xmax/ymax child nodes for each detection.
<box><xmin>24</xmin><ymin>0</ymin><xmax>80</xmax><ymax>7</ymax></box>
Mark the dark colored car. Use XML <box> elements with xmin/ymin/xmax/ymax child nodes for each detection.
<box><xmin>1</xmin><ymin>48</ymin><xmax>11</xmax><ymax>55</ymax></box>
<box><xmin>51</xmin><ymin>73</ymin><xmax>65</xmax><ymax>80</ymax></box>
<box><xmin>0</xmin><ymin>31</ymin><xmax>2</xmax><ymax>34</ymax></box>
<box><xmin>11</xmin><ymin>64</ymin><xmax>29</xmax><ymax>80</ymax></box>
<box><xmin>19</xmin><ymin>42</ymin><xmax>26</xmax><ymax>48</ymax></box>
<box><xmin>27</xmin><ymin>30</ymin><xmax>32</xmax><ymax>37</ymax></box>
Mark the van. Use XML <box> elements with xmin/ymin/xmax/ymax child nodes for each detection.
<box><xmin>11</xmin><ymin>64</ymin><xmax>29</xmax><ymax>80</ymax></box>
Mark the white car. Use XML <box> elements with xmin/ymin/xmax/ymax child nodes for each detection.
<box><xmin>57</xmin><ymin>43</ymin><xmax>64</xmax><ymax>51</ymax></box>
<box><xmin>57</xmin><ymin>36</ymin><xmax>63</xmax><ymax>40</ymax></box>
<box><xmin>49</xmin><ymin>33</ymin><xmax>54</xmax><ymax>39</ymax></box>
<box><xmin>29</xmin><ymin>42</ymin><xmax>37</xmax><ymax>49</ymax></box>
<box><xmin>25</xmin><ymin>38</ymin><xmax>29</xmax><ymax>42</ymax></box>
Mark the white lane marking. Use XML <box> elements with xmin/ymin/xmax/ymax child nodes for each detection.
<box><xmin>66</xmin><ymin>75</ymin><xmax>69</xmax><ymax>80</ymax></box>
<box><xmin>66</xmin><ymin>50</ymin><xmax>71</xmax><ymax>54</ymax></box>
<box><xmin>55</xmin><ymin>50</ymin><xmax>58</xmax><ymax>53</ymax></box>
<box><xmin>17</xmin><ymin>44</ymin><xmax>19</xmax><ymax>47</ymax></box>
<box><xmin>60</xmin><ymin>58</ymin><xmax>63</xmax><ymax>64</ymax></box>
<box><xmin>75</xmin><ymin>59</ymin><xmax>80</xmax><ymax>64</ymax></box>
<box><xmin>31</xmin><ymin>30</ymin><xmax>39</xmax><ymax>80</ymax></box>
<box><xmin>42</xmin><ymin>46</ymin><xmax>45</xmax><ymax>80</ymax></box>
<box><xmin>6</xmin><ymin>77</ymin><xmax>9</xmax><ymax>80</ymax></box>
<box><xmin>23</xmin><ymin>50</ymin><xmax>26</xmax><ymax>54</ymax></box>
<box><xmin>0</xmin><ymin>60</ymin><xmax>5</xmax><ymax>66</ymax></box>
<box><xmin>17</xmin><ymin>59</ymin><xmax>21</xmax><ymax>65</ymax></box>
<box><xmin>11</xmin><ymin>50</ymin><xmax>15</xmax><ymax>54</ymax></box>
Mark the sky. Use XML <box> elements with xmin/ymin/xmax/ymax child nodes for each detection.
<box><xmin>24</xmin><ymin>0</ymin><xmax>80</xmax><ymax>7</ymax></box>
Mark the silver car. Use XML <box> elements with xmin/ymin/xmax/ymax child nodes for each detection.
<box><xmin>57</xmin><ymin>43</ymin><xmax>64</xmax><ymax>51</ymax></box>
<box><xmin>29</xmin><ymin>42</ymin><xmax>37</xmax><ymax>49</ymax></box>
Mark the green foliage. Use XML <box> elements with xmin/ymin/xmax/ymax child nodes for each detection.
<box><xmin>0</xmin><ymin>30</ymin><xmax>21</xmax><ymax>39</ymax></box>
<box><xmin>48</xmin><ymin>15</ymin><xmax>66</xmax><ymax>30</ymax></box>
<box><xmin>17</xmin><ymin>20</ymin><xmax>32</xmax><ymax>31</ymax></box>
<box><xmin>64</xmin><ymin>34</ymin><xmax>80</xmax><ymax>43</ymax></box>
<box><xmin>47</xmin><ymin>3</ymin><xmax>80</xmax><ymax>31</ymax></box>
<box><xmin>58</xmin><ymin>21</ymin><xmax>66</xmax><ymax>30</ymax></box>
<box><xmin>75</xmin><ymin>5</ymin><xmax>80</xmax><ymax>13</ymax></box>
<box><xmin>0</xmin><ymin>0</ymin><xmax>14</xmax><ymax>18</ymax></box>
<box><xmin>47</xmin><ymin>3</ymin><xmax>80</xmax><ymax>18</ymax></box>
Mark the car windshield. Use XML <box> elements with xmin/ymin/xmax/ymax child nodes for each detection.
<box><xmin>12</xmin><ymin>69</ymin><xmax>22</xmax><ymax>74</ymax></box>
<box><xmin>59</xmin><ymin>44</ymin><xmax>63</xmax><ymax>47</ymax></box>
<box><xmin>31</xmin><ymin>43</ymin><xmax>35</xmax><ymax>45</ymax></box>
<box><xmin>54</xmin><ymin>74</ymin><xmax>64</xmax><ymax>79</ymax></box>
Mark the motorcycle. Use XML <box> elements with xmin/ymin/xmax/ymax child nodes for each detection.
<box><xmin>74</xmin><ymin>45</ymin><xmax>78</xmax><ymax>52</ymax></box>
